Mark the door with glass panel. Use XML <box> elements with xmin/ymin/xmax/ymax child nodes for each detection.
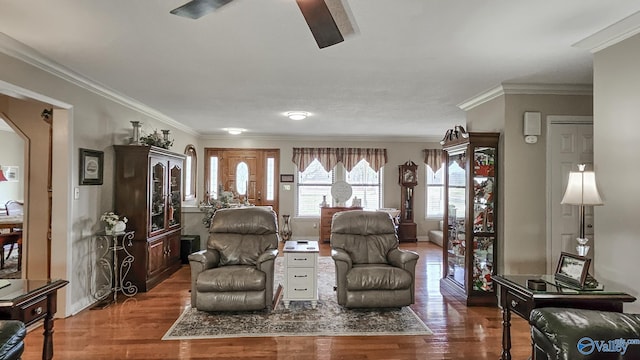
<box><xmin>205</xmin><ymin>148</ymin><xmax>279</xmax><ymax>212</ymax></box>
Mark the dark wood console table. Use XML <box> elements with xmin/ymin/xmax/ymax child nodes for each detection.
<box><xmin>0</xmin><ymin>279</ymin><xmax>69</xmax><ymax>360</ymax></box>
<box><xmin>493</xmin><ymin>274</ymin><xmax>636</xmax><ymax>360</ymax></box>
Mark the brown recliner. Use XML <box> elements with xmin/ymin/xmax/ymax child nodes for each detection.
<box><xmin>330</xmin><ymin>210</ymin><xmax>419</xmax><ymax>308</ymax></box>
<box><xmin>188</xmin><ymin>207</ymin><xmax>279</xmax><ymax>312</ymax></box>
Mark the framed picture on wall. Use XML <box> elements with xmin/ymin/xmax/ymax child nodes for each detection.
<box><xmin>0</xmin><ymin>166</ymin><xmax>19</xmax><ymax>182</ymax></box>
<box><xmin>79</xmin><ymin>148</ymin><xmax>104</xmax><ymax>185</ymax></box>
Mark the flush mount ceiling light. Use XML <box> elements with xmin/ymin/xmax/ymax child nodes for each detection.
<box><xmin>285</xmin><ymin>111</ymin><xmax>310</xmax><ymax>121</ymax></box>
<box><xmin>223</xmin><ymin>128</ymin><xmax>246</xmax><ymax>135</ymax></box>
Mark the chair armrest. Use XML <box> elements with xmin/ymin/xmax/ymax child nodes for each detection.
<box><xmin>530</xmin><ymin>307</ymin><xmax>640</xmax><ymax>360</ymax></box>
<box><xmin>387</xmin><ymin>248</ymin><xmax>419</xmax><ymax>270</ymax></box>
<box><xmin>256</xmin><ymin>249</ymin><xmax>278</xmax><ymax>310</ymax></box>
<box><xmin>331</xmin><ymin>248</ymin><xmax>353</xmax><ymax>268</ymax></box>
<box><xmin>331</xmin><ymin>248</ymin><xmax>353</xmax><ymax>306</ymax></box>
<box><xmin>188</xmin><ymin>249</ymin><xmax>219</xmax><ymax>270</ymax></box>
<box><xmin>257</xmin><ymin>249</ymin><xmax>279</xmax><ymax>266</ymax></box>
<box><xmin>188</xmin><ymin>249</ymin><xmax>220</xmax><ymax>307</ymax></box>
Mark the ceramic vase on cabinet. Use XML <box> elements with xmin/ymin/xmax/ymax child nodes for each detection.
<box><xmin>280</xmin><ymin>215</ymin><xmax>292</xmax><ymax>241</ymax></box>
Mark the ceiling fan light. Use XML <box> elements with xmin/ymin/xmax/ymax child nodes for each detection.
<box><xmin>286</xmin><ymin>111</ymin><xmax>309</xmax><ymax>121</ymax></box>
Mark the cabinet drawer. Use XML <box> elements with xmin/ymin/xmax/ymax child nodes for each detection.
<box><xmin>19</xmin><ymin>296</ymin><xmax>48</xmax><ymax>325</ymax></box>
<box><xmin>286</xmin><ymin>254</ymin><xmax>316</xmax><ymax>267</ymax></box>
<box><xmin>287</xmin><ymin>267</ymin><xmax>315</xmax><ymax>285</ymax></box>
<box><xmin>505</xmin><ymin>291</ymin><xmax>530</xmax><ymax>319</ymax></box>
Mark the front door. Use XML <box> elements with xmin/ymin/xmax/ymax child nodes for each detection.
<box><xmin>547</xmin><ymin>116</ymin><xmax>594</xmax><ymax>273</ymax></box>
<box><xmin>205</xmin><ymin>148</ymin><xmax>279</xmax><ymax>212</ymax></box>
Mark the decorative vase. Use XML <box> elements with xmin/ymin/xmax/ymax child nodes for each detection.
<box><xmin>114</xmin><ymin>220</ymin><xmax>127</xmax><ymax>233</ymax></box>
<box><xmin>320</xmin><ymin>195</ymin><xmax>328</xmax><ymax>207</ymax></box>
<box><xmin>105</xmin><ymin>226</ymin><xmax>114</xmax><ymax>235</ymax></box>
<box><xmin>162</xmin><ymin>129</ymin><xmax>170</xmax><ymax>142</ymax></box>
<box><xmin>280</xmin><ymin>214</ymin><xmax>292</xmax><ymax>242</ymax></box>
<box><xmin>130</xmin><ymin>121</ymin><xmax>142</xmax><ymax>145</ymax></box>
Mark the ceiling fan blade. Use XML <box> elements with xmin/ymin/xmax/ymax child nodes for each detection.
<box><xmin>296</xmin><ymin>0</ymin><xmax>344</xmax><ymax>49</ymax></box>
<box><xmin>170</xmin><ymin>0</ymin><xmax>234</xmax><ymax>19</ymax></box>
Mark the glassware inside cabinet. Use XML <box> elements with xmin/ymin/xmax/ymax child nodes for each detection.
<box><xmin>150</xmin><ymin>162</ymin><xmax>166</xmax><ymax>232</ymax></box>
<box><xmin>169</xmin><ymin>165</ymin><xmax>182</xmax><ymax>226</ymax></box>
<box><xmin>472</xmin><ymin>236</ymin><xmax>495</xmax><ymax>291</ymax></box>
<box><xmin>447</xmin><ymin>151</ymin><xmax>467</xmax><ymax>287</ymax></box>
<box><xmin>473</xmin><ymin>147</ymin><xmax>496</xmax><ymax>234</ymax></box>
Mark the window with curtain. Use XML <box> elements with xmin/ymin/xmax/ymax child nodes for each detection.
<box><xmin>424</xmin><ymin>149</ymin><xmax>445</xmax><ymax>219</ymax></box>
<box><xmin>293</xmin><ymin>147</ymin><xmax>386</xmax><ymax>216</ymax></box>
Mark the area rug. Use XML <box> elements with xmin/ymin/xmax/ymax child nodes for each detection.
<box><xmin>162</xmin><ymin>257</ymin><xmax>432</xmax><ymax>339</ymax></box>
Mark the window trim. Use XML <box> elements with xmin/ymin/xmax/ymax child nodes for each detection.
<box><xmin>183</xmin><ymin>145</ymin><xmax>197</xmax><ymax>201</ymax></box>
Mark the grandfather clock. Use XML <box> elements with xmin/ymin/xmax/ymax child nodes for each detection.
<box><xmin>398</xmin><ymin>161</ymin><xmax>418</xmax><ymax>242</ymax></box>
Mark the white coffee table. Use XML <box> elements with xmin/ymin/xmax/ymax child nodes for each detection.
<box><xmin>282</xmin><ymin>240</ymin><xmax>319</xmax><ymax>309</ymax></box>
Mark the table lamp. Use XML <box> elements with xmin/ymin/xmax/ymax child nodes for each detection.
<box><xmin>561</xmin><ymin>164</ymin><xmax>603</xmax><ymax>256</ymax></box>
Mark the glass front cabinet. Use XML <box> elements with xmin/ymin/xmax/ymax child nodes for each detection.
<box><xmin>114</xmin><ymin>145</ymin><xmax>185</xmax><ymax>292</ymax></box>
<box><xmin>440</xmin><ymin>131</ymin><xmax>499</xmax><ymax>306</ymax></box>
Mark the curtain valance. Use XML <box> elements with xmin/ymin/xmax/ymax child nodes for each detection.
<box><xmin>423</xmin><ymin>149</ymin><xmax>444</xmax><ymax>172</ymax></box>
<box><xmin>292</xmin><ymin>147</ymin><xmax>388</xmax><ymax>172</ymax></box>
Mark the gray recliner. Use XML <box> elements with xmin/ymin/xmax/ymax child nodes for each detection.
<box><xmin>188</xmin><ymin>207</ymin><xmax>279</xmax><ymax>312</ymax></box>
<box><xmin>330</xmin><ymin>210</ymin><xmax>419</xmax><ymax>308</ymax></box>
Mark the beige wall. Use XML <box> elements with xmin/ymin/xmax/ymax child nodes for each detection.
<box><xmin>0</xmin><ymin>52</ymin><xmax>199</xmax><ymax>316</ymax></box>
<box><xmin>593</xmin><ymin>33</ymin><xmax>640</xmax><ymax>312</ymax></box>
<box><xmin>465</xmin><ymin>92</ymin><xmax>592</xmax><ymax>275</ymax></box>
<box><xmin>184</xmin><ymin>137</ymin><xmax>443</xmax><ymax>241</ymax></box>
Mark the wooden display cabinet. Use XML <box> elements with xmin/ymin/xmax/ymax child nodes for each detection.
<box><xmin>439</xmin><ymin>131</ymin><xmax>499</xmax><ymax>306</ymax></box>
<box><xmin>320</xmin><ymin>206</ymin><xmax>362</xmax><ymax>243</ymax></box>
<box><xmin>114</xmin><ymin>145</ymin><xmax>185</xmax><ymax>292</ymax></box>
<box><xmin>398</xmin><ymin>161</ymin><xmax>417</xmax><ymax>242</ymax></box>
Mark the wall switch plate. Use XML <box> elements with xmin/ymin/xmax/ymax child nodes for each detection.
<box><xmin>74</xmin><ymin>187</ymin><xmax>80</xmax><ymax>200</ymax></box>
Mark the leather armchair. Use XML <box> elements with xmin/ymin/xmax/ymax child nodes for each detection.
<box><xmin>188</xmin><ymin>207</ymin><xmax>279</xmax><ymax>312</ymax></box>
<box><xmin>0</xmin><ymin>320</ymin><xmax>25</xmax><ymax>360</ymax></box>
<box><xmin>330</xmin><ymin>210</ymin><xmax>419</xmax><ymax>308</ymax></box>
<box><xmin>530</xmin><ymin>307</ymin><xmax>640</xmax><ymax>360</ymax></box>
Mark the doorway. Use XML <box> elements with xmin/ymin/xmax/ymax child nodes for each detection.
<box><xmin>205</xmin><ymin>148</ymin><xmax>280</xmax><ymax>213</ymax></box>
<box><xmin>546</xmin><ymin>116</ymin><xmax>594</xmax><ymax>273</ymax></box>
<box><xmin>0</xmin><ymin>116</ymin><xmax>25</xmax><ymax>278</ymax></box>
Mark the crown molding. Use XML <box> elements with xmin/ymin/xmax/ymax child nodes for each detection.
<box><xmin>457</xmin><ymin>83</ymin><xmax>593</xmax><ymax>111</ymax></box>
<box><xmin>0</xmin><ymin>33</ymin><xmax>198</xmax><ymax>136</ymax></box>
<box><xmin>199</xmin><ymin>132</ymin><xmax>442</xmax><ymax>143</ymax></box>
<box><xmin>573</xmin><ymin>11</ymin><xmax>640</xmax><ymax>53</ymax></box>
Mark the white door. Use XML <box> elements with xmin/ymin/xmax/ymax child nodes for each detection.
<box><xmin>547</xmin><ymin>116</ymin><xmax>594</xmax><ymax>273</ymax></box>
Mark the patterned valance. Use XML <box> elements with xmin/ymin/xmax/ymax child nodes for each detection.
<box><xmin>292</xmin><ymin>147</ymin><xmax>388</xmax><ymax>172</ymax></box>
<box><xmin>423</xmin><ymin>149</ymin><xmax>444</xmax><ymax>172</ymax></box>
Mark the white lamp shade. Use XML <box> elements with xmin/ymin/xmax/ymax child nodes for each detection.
<box><xmin>561</xmin><ymin>171</ymin><xmax>603</xmax><ymax>206</ymax></box>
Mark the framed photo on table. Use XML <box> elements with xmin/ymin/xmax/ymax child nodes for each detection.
<box><xmin>554</xmin><ymin>252</ymin><xmax>591</xmax><ymax>288</ymax></box>
<box><xmin>79</xmin><ymin>148</ymin><xmax>104</xmax><ymax>185</ymax></box>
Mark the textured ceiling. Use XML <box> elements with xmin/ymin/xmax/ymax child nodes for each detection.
<box><xmin>1</xmin><ymin>1</ymin><xmax>640</xmax><ymax>140</ymax></box>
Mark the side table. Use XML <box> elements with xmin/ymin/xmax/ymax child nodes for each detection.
<box><xmin>282</xmin><ymin>240</ymin><xmax>319</xmax><ymax>309</ymax></box>
<box><xmin>94</xmin><ymin>230</ymin><xmax>138</xmax><ymax>305</ymax></box>
<box><xmin>0</xmin><ymin>279</ymin><xmax>68</xmax><ymax>360</ymax></box>
<box><xmin>493</xmin><ymin>274</ymin><xmax>636</xmax><ymax>360</ymax></box>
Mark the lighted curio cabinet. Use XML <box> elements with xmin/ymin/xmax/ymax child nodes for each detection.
<box><xmin>439</xmin><ymin>132</ymin><xmax>499</xmax><ymax>306</ymax></box>
<box><xmin>114</xmin><ymin>145</ymin><xmax>185</xmax><ymax>292</ymax></box>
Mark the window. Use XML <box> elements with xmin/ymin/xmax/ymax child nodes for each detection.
<box><xmin>425</xmin><ymin>165</ymin><xmax>444</xmax><ymax>218</ymax></box>
<box><xmin>183</xmin><ymin>145</ymin><xmax>197</xmax><ymax>201</ymax></box>
<box><xmin>297</xmin><ymin>159</ymin><xmax>381</xmax><ymax>216</ymax></box>
<box><xmin>426</xmin><ymin>162</ymin><xmax>466</xmax><ymax>219</ymax></box>
<box><xmin>297</xmin><ymin>159</ymin><xmax>333</xmax><ymax>217</ymax></box>
<box><xmin>346</xmin><ymin>159</ymin><xmax>380</xmax><ymax>210</ymax></box>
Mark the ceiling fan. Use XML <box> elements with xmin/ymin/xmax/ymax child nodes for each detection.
<box><xmin>169</xmin><ymin>0</ymin><xmax>356</xmax><ymax>49</ymax></box>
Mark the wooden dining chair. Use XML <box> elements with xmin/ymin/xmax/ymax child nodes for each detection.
<box><xmin>3</xmin><ymin>200</ymin><xmax>23</xmax><ymax>269</ymax></box>
<box><xmin>0</xmin><ymin>232</ymin><xmax>21</xmax><ymax>270</ymax></box>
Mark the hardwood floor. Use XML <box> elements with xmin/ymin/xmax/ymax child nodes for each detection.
<box><xmin>22</xmin><ymin>242</ymin><xmax>532</xmax><ymax>359</ymax></box>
